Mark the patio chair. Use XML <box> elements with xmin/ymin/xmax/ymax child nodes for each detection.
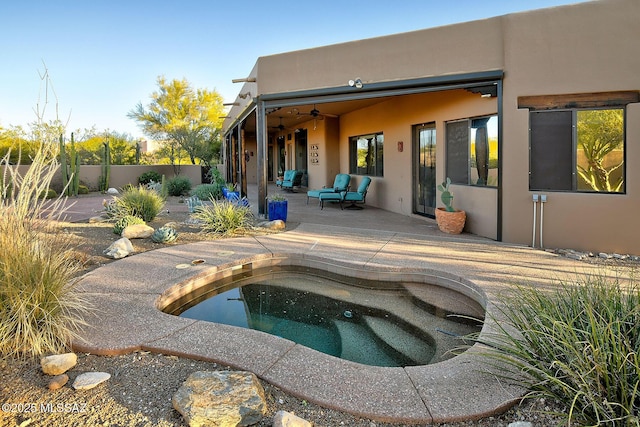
<box><xmin>306</xmin><ymin>173</ymin><xmax>351</xmax><ymax>204</ymax></box>
<box><xmin>281</xmin><ymin>170</ymin><xmax>303</xmax><ymax>191</ymax></box>
<box><xmin>276</xmin><ymin>170</ymin><xmax>296</xmax><ymax>187</ymax></box>
<box><xmin>319</xmin><ymin>176</ymin><xmax>371</xmax><ymax>210</ymax></box>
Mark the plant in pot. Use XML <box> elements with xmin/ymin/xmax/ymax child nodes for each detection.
<box><xmin>267</xmin><ymin>193</ymin><xmax>288</xmax><ymax>222</ymax></box>
<box><xmin>435</xmin><ymin>177</ymin><xmax>466</xmax><ymax>234</ymax></box>
<box><xmin>223</xmin><ymin>183</ymin><xmax>239</xmax><ymax>201</ymax></box>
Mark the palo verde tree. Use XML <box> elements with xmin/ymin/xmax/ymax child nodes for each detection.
<box><xmin>127</xmin><ymin>76</ymin><xmax>224</xmax><ymax>174</ymax></box>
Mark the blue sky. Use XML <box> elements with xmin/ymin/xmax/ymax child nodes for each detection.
<box><xmin>1</xmin><ymin>0</ymin><xmax>589</xmax><ymax>139</ymax></box>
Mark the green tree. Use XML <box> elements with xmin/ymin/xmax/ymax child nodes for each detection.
<box><xmin>576</xmin><ymin>109</ymin><xmax>624</xmax><ymax>192</ymax></box>
<box><xmin>127</xmin><ymin>76</ymin><xmax>224</xmax><ymax>173</ymax></box>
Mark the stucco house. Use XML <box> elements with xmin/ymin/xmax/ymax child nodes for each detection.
<box><xmin>222</xmin><ymin>0</ymin><xmax>639</xmax><ymax>255</ymax></box>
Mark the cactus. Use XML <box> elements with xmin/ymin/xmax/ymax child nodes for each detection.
<box><xmin>99</xmin><ymin>140</ymin><xmax>111</xmax><ymax>192</ymax></box>
<box><xmin>135</xmin><ymin>142</ymin><xmax>141</xmax><ymax>164</ymax></box>
<box><xmin>437</xmin><ymin>177</ymin><xmax>455</xmax><ymax>212</ymax></box>
<box><xmin>59</xmin><ymin>134</ymin><xmax>68</xmax><ymax>194</ymax></box>
<box><xmin>151</xmin><ymin>226</ymin><xmax>178</xmax><ymax>243</ymax></box>
<box><xmin>113</xmin><ymin>215</ymin><xmax>145</xmax><ymax>235</ymax></box>
<box><xmin>59</xmin><ymin>133</ymin><xmax>80</xmax><ymax>196</ymax></box>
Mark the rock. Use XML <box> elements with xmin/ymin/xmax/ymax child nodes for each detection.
<box><xmin>103</xmin><ymin>237</ymin><xmax>134</xmax><ymax>259</ymax></box>
<box><xmin>599</xmin><ymin>252</ymin><xmax>612</xmax><ymax>259</ymax></box>
<box><xmin>106</xmin><ymin>188</ymin><xmax>119</xmax><ymax>195</ymax></box>
<box><xmin>508</xmin><ymin>422</ymin><xmax>533</xmax><ymax>427</ymax></box>
<box><xmin>72</xmin><ymin>372</ymin><xmax>111</xmax><ymax>390</ymax></box>
<box><xmin>121</xmin><ymin>224</ymin><xmax>154</xmax><ymax>239</ymax></box>
<box><xmin>48</xmin><ymin>374</ymin><xmax>69</xmax><ymax>390</ymax></box>
<box><xmin>172</xmin><ymin>371</ymin><xmax>267</xmax><ymax>427</ymax></box>
<box><xmin>273</xmin><ymin>410</ymin><xmax>312</xmax><ymax>427</ymax></box>
<box><xmin>261</xmin><ymin>220</ymin><xmax>286</xmax><ymax>230</ymax></box>
<box><xmin>41</xmin><ymin>353</ymin><xmax>77</xmax><ymax>376</ymax></box>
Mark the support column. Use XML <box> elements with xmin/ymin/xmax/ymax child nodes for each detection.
<box><xmin>256</xmin><ymin>101</ymin><xmax>268</xmax><ymax>217</ymax></box>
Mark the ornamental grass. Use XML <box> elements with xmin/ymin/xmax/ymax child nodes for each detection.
<box><xmin>478</xmin><ymin>272</ymin><xmax>640</xmax><ymax>426</ymax></box>
<box><xmin>0</xmin><ymin>146</ymin><xmax>89</xmax><ymax>359</ymax></box>
<box><xmin>191</xmin><ymin>199</ymin><xmax>253</xmax><ymax>236</ymax></box>
<box><xmin>112</xmin><ymin>184</ymin><xmax>165</xmax><ymax>222</ymax></box>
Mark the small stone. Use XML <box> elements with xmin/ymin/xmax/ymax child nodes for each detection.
<box><xmin>508</xmin><ymin>422</ymin><xmax>533</xmax><ymax>427</ymax></box>
<box><xmin>566</xmin><ymin>253</ymin><xmax>585</xmax><ymax>261</ymax></box>
<box><xmin>72</xmin><ymin>372</ymin><xmax>111</xmax><ymax>390</ymax></box>
<box><xmin>121</xmin><ymin>224</ymin><xmax>154</xmax><ymax>239</ymax></box>
<box><xmin>41</xmin><ymin>353</ymin><xmax>77</xmax><ymax>376</ymax></box>
<box><xmin>106</xmin><ymin>188</ymin><xmax>119</xmax><ymax>195</ymax></box>
<box><xmin>612</xmin><ymin>253</ymin><xmax>626</xmax><ymax>260</ymax></box>
<box><xmin>598</xmin><ymin>252</ymin><xmax>612</xmax><ymax>259</ymax></box>
<box><xmin>48</xmin><ymin>374</ymin><xmax>69</xmax><ymax>390</ymax></box>
<box><xmin>103</xmin><ymin>237</ymin><xmax>134</xmax><ymax>259</ymax></box>
<box><xmin>273</xmin><ymin>410</ymin><xmax>312</xmax><ymax>427</ymax></box>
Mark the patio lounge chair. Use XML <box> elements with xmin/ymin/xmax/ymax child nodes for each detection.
<box><xmin>281</xmin><ymin>170</ymin><xmax>303</xmax><ymax>191</ymax></box>
<box><xmin>276</xmin><ymin>170</ymin><xmax>295</xmax><ymax>187</ymax></box>
<box><xmin>306</xmin><ymin>173</ymin><xmax>351</xmax><ymax>204</ymax></box>
<box><xmin>319</xmin><ymin>176</ymin><xmax>371</xmax><ymax>210</ymax></box>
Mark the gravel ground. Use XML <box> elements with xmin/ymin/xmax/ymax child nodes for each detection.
<box><xmin>3</xmin><ymin>196</ymin><xmax>635</xmax><ymax>426</ymax></box>
<box><xmin>0</xmin><ymin>352</ymin><xmax>566</xmax><ymax>427</ymax></box>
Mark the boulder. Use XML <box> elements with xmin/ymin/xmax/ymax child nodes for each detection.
<box><xmin>72</xmin><ymin>372</ymin><xmax>111</xmax><ymax>390</ymax></box>
<box><xmin>273</xmin><ymin>410</ymin><xmax>312</xmax><ymax>427</ymax></box>
<box><xmin>103</xmin><ymin>238</ymin><xmax>134</xmax><ymax>259</ymax></box>
<box><xmin>260</xmin><ymin>220</ymin><xmax>286</xmax><ymax>230</ymax></box>
<box><xmin>106</xmin><ymin>188</ymin><xmax>119</xmax><ymax>195</ymax></box>
<box><xmin>41</xmin><ymin>353</ymin><xmax>77</xmax><ymax>376</ymax></box>
<box><xmin>172</xmin><ymin>371</ymin><xmax>267</xmax><ymax>427</ymax></box>
<box><xmin>121</xmin><ymin>224</ymin><xmax>154</xmax><ymax>239</ymax></box>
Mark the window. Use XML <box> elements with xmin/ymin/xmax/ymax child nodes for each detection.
<box><xmin>529</xmin><ymin>108</ymin><xmax>625</xmax><ymax>193</ymax></box>
<box><xmin>349</xmin><ymin>132</ymin><xmax>383</xmax><ymax>177</ymax></box>
<box><xmin>445</xmin><ymin>115</ymin><xmax>498</xmax><ymax>187</ymax></box>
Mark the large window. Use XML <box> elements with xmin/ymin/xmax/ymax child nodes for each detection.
<box><xmin>349</xmin><ymin>132</ymin><xmax>383</xmax><ymax>177</ymax></box>
<box><xmin>445</xmin><ymin>115</ymin><xmax>498</xmax><ymax>187</ymax></box>
<box><xmin>529</xmin><ymin>108</ymin><xmax>625</xmax><ymax>193</ymax></box>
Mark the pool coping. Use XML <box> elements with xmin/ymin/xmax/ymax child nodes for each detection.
<box><xmin>72</xmin><ymin>222</ymin><xmax>603</xmax><ymax>424</ymax></box>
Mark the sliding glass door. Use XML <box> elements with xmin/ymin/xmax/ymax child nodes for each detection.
<box><xmin>413</xmin><ymin>123</ymin><xmax>436</xmax><ymax>216</ymax></box>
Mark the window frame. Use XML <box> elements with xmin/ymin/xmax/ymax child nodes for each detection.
<box><xmin>528</xmin><ymin>106</ymin><xmax>626</xmax><ymax>194</ymax></box>
<box><xmin>348</xmin><ymin>131</ymin><xmax>384</xmax><ymax>177</ymax></box>
<box><xmin>444</xmin><ymin>114</ymin><xmax>499</xmax><ymax>187</ymax></box>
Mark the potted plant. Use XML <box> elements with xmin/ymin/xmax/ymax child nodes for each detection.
<box><xmin>223</xmin><ymin>183</ymin><xmax>239</xmax><ymax>201</ymax></box>
<box><xmin>268</xmin><ymin>193</ymin><xmax>288</xmax><ymax>222</ymax></box>
<box><xmin>435</xmin><ymin>177</ymin><xmax>466</xmax><ymax>234</ymax></box>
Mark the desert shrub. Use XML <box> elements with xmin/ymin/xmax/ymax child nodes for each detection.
<box><xmin>206</xmin><ymin>167</ymin><xmax>226</xmax><ymax>187</ymax></box>
<box><xmin>167</xmin><ymin>175</ymin><xmax>192</xmax><ymax>196</ymax></box>
<box><xmin>113</xmin><ymin>215</ymin><xmax>145</xmax><ymax>235</ymax></box>
<box><xmin>0</xmin><ymin>147</ymin><xmax>88</xmax><ymax>358</ymax></box>
<box><xmin>112</xmin><ymin>185</ymin><xmax>165</xmax><ymax>222</ymax></box>
<box><xmin>39</xmin><ymin>188</ymin><xmax>58</xmax><ymax>199</ymax></box>
<box><xmin>191</xmin><ymin>183</ymin><xmax>221</xmax><ymax>201</ymax></box>
<box><xmin>138</xmin><ymin>170</ymin><xmax>162</xmax><ymax>186</ymax></box>
<box><xmin>191</xmin><ymin>200</ymin><xmax>253</xmax><ymax>235</ymax></box>
<box><xmin>477</xmin><ymin>273</ymin><xmax>640</xmax><ymax>426</ymax></box>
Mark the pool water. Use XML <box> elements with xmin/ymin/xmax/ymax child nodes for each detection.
<box><xmin>168</xmin><ymin>269</ymin><xmax>483</xmax><ymax>367</ymax></box>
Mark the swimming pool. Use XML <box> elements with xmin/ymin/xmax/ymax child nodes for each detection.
<box><xmin>162</xmin><ymin>265</ymin><xmax>484</xmax><ymax>367</ymax></box>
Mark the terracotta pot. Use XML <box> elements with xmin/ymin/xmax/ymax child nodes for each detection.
<box><xmin>435</xmin><ymin>207</ymin><xmax>466</xmax><ymax>234</ymax></box>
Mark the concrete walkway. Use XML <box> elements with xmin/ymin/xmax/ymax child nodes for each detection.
<box><xmin>68</xmin><ymin>187</ymin><xmax>613</xmax><ymax>424</ymax></box>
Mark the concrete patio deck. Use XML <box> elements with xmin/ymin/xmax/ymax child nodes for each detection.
<box><xmin>69</xmin><ymin>186</ymin><xmax>612</xmax><ymax>424</ymax></box>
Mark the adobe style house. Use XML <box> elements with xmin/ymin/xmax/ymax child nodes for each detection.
<box><xmin>222</xmin><ymin>0</ymin><xmax>639</xmax><ymax>255</ymax></box>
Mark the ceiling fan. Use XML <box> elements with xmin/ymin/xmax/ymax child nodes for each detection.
<box><xmin>269</xmin><ymin>117</ymin><xmax>287</xmax><ymax>131</ymax></box>
<box><xmin>293</xmin><ymin>104</ymin><xmax>337</xmax><ymax>120</ymax></box>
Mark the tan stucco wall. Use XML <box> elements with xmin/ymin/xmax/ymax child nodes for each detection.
<box><xmin>4</xmin><ymin>165</ymin><xmax>204</xmax><ymax>193</ymax></box>
<box><xmin>499</xmin><ymin>0</ymin><xmax>640</xmax><ymax>253</ymax></box>
<box><xmin>226</xmin><ymin>0</ymin><xmax>640</xmax><ymax>254</ymax></box>
<box><xmin>338</xmin><ymin>90</ymin><xmax>499</xmax><ymax>238</ymax></box>
<box><xmin>256</xmin><ymin>17</ymin><xmax>504</xmax><ymax>95</ymax></box>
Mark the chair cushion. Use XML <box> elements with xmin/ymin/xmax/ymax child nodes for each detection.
<box><xmin>333</xmin><ymin>174</ymin><xmax>351</xmax><ymax>192</ymax></box>
<box><xmin>319</xmin><ymin>192</ymin><xmax>343</xmax><ymax>201</ymax></box>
